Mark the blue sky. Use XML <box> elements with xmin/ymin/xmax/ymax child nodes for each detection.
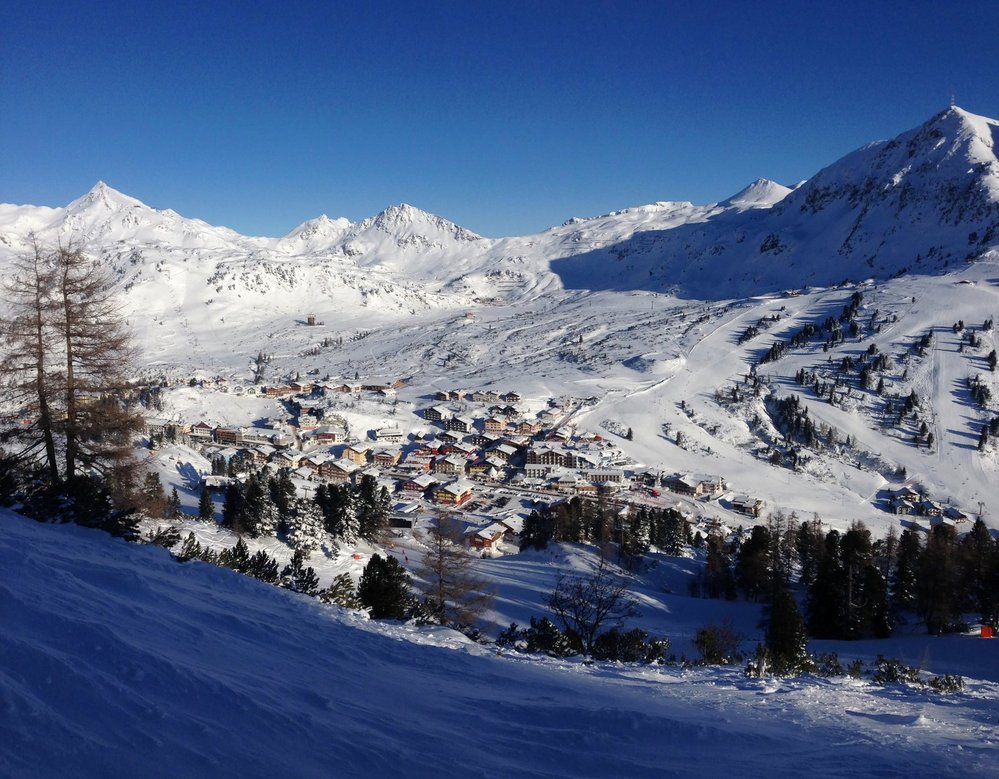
<box><xmin>2</xmin><ymin>1</ymin><xmax>996</xmax><ymax>237</ymax></box>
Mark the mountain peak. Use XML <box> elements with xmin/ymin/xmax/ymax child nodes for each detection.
<box><xmin>67</xmin><ymin>181</ymin><xmax>145</xmax><ymax>214</ymax></box>
<box><xmin>722</xmin><ymin>178</ymin><xmax>792</xmax><ymax>209</ymax></box>
<box><xmin>361</xmin><ymin>203</ymin><xmax>482</xmax><ymax>242</ymax></box>
<box><xmin>278</xmin><ymin>213</ymin><xmax>352</xmax><ymax>252</ymax></box>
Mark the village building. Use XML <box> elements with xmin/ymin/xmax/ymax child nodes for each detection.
<box><xmin>202</xmin><ymin>475</ymin><xmax>231</xmax><ymax>490</ymax></box>
<box><xmin>264</xmin><ymin>385</ymin><xmax>298</xmax><ymax>398</ymax></box>
<box><xmin>433</xmin><ymin>454</ymin><xmax>468</xmax><ymax>476</ymax></box>
<box><xmin>322</xmin><ymin>458</ymin><xmax>361</xmax><ymax>483</ymax></box>
<box><xmin>311</xmin><ymin>426</ymin><xmax>347</xmax><ymax>444</ymax></box>
<box><xmin>343</xmin><ymin>444</ymin><xmax>371</xmax><ymax>465</ymax></box>
<box><xmin>401</xmin><ymin>473</ymin><xmax>438</xmax><ymax>493</ymax></box>
<box><xmin>372</xmin><ymin>449</ymin><xmax>401</xmax><ymax>467</ymax></box>
<box><xmin>301</xmin><ymin>452</ymin><xmax>335</xmax><ymax>475</ymax></box>
<box><xmin>424</xmin><ymin>405</ymin><xmax>451</xmax><ymax>423</ymax></box>
<box><xmin>731</xmin><ymin>495</ymin><xmax>765</xmax><ymax>518</ymax></box>
<box><xmin>470</xmin><ymin>522</ymin><xmax>508</xmax><ymax>549</ymax></box>
<box><xmin>189</xmin><ymin>421</ymin><xmax>215</xmax><ymax>441</ymax></box>
<box><xmin>446</xmin><ymin>416</ymin><xmax>474</xmax><ymax>434</ymax></box>
<box><xmin>373</xmin><ymin>428</ymin><xmax>404</xmax><ymax>444</ymax></box>
<box><xmin>490</xmin><ymin>443</ymin><xmax>517</xmax><ymax>462</ymax></box>
<box><xmin>483</xmin><ymin>416</ymin><xmax>507</xmax><ymax>433</ymax></box>
<box><xmin>269</xmin><ymin>450</ymin><xmax>302</xmax><ymax>469</ymax></box>
<box><xmin>434</xmin><ymin>480</ymin><xmax>474</xmax><ymax>506</ymax></box>
<box><xmin>664</xmin><ymin>473</ymin><xmax>725</xmax><ymax>497</ymax></box>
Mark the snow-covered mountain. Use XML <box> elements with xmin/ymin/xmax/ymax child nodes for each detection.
<box><xmin>552</xmin><ymin>107</ymin><xmax>999</xmax><ymax>296</ymax></box>
<box><xmin>0</xmin><ymin>106</ymin><xmax>997</xmax><ymax>347</ymax></box>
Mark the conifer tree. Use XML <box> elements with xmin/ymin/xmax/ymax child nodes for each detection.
<box><xmin>280</xmin><ymin>548</ymin><xmax>320</xmax><ymax>595</ymax></box>
<box><xmin>288</xmin><ymin>498</ymin><xmax>327</xmax><ymax>558</ymax></box>
<box><xmin>736</xmin><ymin>525</ymin><xmax>771</xmax><ymax>602</ymax></box>
<box><xmin>960</xmin><ymin>517</ymin><xmax>999</xmax><ymax>627</ymax></box>
<box><xmin>765</xmin><ymin>589</ymin><xmax>812</xmax><ymax>675</ymax></box>
<box><xmin>891</xmin><ymin>527</ymin><xmax>922</xmax><ymax>612</ymax></box>
<box><xmin>918</xmin><ymin>524</ymin><xmax>962</xmax><ymax>634</ymax></box>
<box><xmin>319</xmin><ymin>573</ymin><xmax>363</xmax><ymax>610</ymax></box>
<box><xmin>198</xmin><ymin>486</ymin><xmax>215</xmax><ymax>522</ymax></box>
<box><xmin>357</xmin><ymin>554</ymin><xmax>412</xmax><ymax>619</ymax></box>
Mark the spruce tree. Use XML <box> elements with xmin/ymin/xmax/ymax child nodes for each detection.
<box><xmin>736</xmin><ymin>525</ymin><xmax>771</xmax><ymax>602</ymax></box>
<box><xmin>288</xmin><ymin>498</ymin><xmax>328</xmax><ymax>558</ymax></box>
<box><xmin>765</xmin><ymin>589</ymin><xmax>811</xmax><ymax>675</ymax></box>
<box><xmin>198</xmin><ymin>486</ymin><xmax>215</xmax><ymax>522</ymax></box>
<box><xmin>357</xmin><ymin>554</ymin><xmax>412</xmax><ymax>619</ymax></box>
<box><xmin>891</xmin><ymin>527</ymin><xmax>922</xmax><ymax>612</ymax></box>
<box><xmin>960</xmin><ymin>518</ymin><xmax>999</xmax><ymax>627</ymax></box>
<box><xmin>319</xmin><ymin>573</ymin><xmax>364</xmax><ymax>610</ymax></box>
<box><xmin>918</xmin><ymin>525</ymin><xmax>962</xmax><ymax>634</ymax></box>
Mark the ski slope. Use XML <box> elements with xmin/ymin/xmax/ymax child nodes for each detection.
<box><xmin>2</xmin><ymin>512</ymin><xmax>998</xmax><ymax>778</ymax></box>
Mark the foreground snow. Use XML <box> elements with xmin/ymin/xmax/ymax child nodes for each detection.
<box><xmin>2</xmin><ymin>512</ymin><xmax>997</xmax><ymax>778</ymax></box>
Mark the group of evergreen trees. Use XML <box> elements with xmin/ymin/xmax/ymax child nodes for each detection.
<box><xmin>218</xmin><ymin>469</ymin><xmax>391</xmax><ymax>555</ymax></box>
<box><xmin>520</xmin><ymin>497</ymin><xmax>690</xmax><ymax>563</ymax></box>
<box><xmin>700</xmin><ymin>514</ymin><xmax>999</xmax><ymax>639</ymax></box>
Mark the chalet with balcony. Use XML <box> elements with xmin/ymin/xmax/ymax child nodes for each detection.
<box><xmin>664</xmin><ymin>473</ymin><xmax>724</xmax><ymax>497</ymax></box>
<box><xmin>401</xmin><ymin>473</ymin><xmax>437</xmax><ymax>493</ymax></box>
<box><xmin>424</xmin><ymin>406</ymin><xmax>451</xmax><ymax>423</ymax></box>
<box><xmin>434</xmin><ymin>480</ymin><xmax>474</xmax><ymax>506</ymax></box>
<box><xmin>731</xmin><ymin>495</ymin><xmax>765</xmax><ymax>518</ymax></box>
<box><xmin>446</xmin><ymin>416</ymin><xmax>474</xmax><ymax>434</ymax></box>
<box><xmin>373</xmin><ymin>449</ymin><xmax>401</xmax><ymax>467</ymax></box>
<box><xmin>433</xmin><ymin>455</ymin><xmax>468</xmax><ymax>476</ymax></box>
<box><xmin>344</xmin><ymin>444</ymin><xmax>370</xmax><ymax>465</ymax></box>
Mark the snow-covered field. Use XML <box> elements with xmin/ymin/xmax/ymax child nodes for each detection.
<box><xmin>3</xmin><ymin>512</ymin><xmax>998</xmax><ymax>778</ymax></box>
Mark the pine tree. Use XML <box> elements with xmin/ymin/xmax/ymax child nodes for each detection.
<box><xmin>166</xmin><ymin>487</ymin><xmax>182</xmax><ymax>518</ymax></box>
<box><xmin>918</xmin><ymin>525</ymin><xmax>962</xmax><ymax>634</ymax></box>
<box><xmin>288</xmin><ymin>498</ymin><xmax>327</xmax><ymax>558</ymax></box>
<box><xmin>807</xmin><ymin>530</ymin><xmax>844</xmax><ymax>637</ymax></box>
<box><xmin>960</xmin><ymin>517</ymin><xmax>998</xmax><ymax>627</ymax></box>
<box><xmin>356</xmin><ymin>474</ymin><xmax>389</xmax><ymax>541</ymax></box>
<box><xmin>221</xmin><ymin>480</ymin><xmax>247</xmax><ymax>535</ymax></box>
<box><xmin>198</xmin><ymin>486</ymin><xmax>215</xmax><ymax>521</ymax></box>
<box><xmin>891</xmin><ymin>527</ymin><xmax>922</xmax><ymax>612</ymax></box>
<box><xmin>280</xmin><ymin>548</ymin><xmax>320</xmax><ymax>595</ymax></box>
<box><xmin>219</xmin><ymin>537</ymin><xmax>251</xmax><ymax>573</ymax></box>
<box><xmin>765</xmin><ymin>589</ymin><xmax>812</xmax><ymax>675</ymax></box>
<box><xmin>319</xmin><ymin>573</ymin><xmax>363</xmax><ymax>610</ymax></box>
<box><xmin>736</xmin><ymin>525</ymin><xmax>771</xmax><ymax>602</ymax></box>
<box><xmin>703</xmin><ymin>533</ymin><xmax>736</xmax><ymax>599</ymax></box>
<box><xmin>247</xmin><ymin>550</ymin><xmax>280</xmax><ymax>583</ymax></box>
<box><xmin>175</xmin><ymin>532</ymin><xmax>204</xmax><ymax>562</ymax></box>
<box><xmin>357</xmin><ymin>554</ymin><xmax>412</xmax><ymax>619</ymax></box>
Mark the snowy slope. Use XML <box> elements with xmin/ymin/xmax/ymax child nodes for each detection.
<box><xmin>552</xmin><ymin>107</ymin><xmax>999</xmax><ymax>296</ymax></box>
<box><xmin>3</xmin><ymin>511</ymin><xmax>998</xmax><ymax>778</ymax></box>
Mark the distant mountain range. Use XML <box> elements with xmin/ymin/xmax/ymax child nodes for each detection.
<box><xmin>1</xmin><ymin>106</ymin><xmax>997</xmax><ymax>313</ymax></box>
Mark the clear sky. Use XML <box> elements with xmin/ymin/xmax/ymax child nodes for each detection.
<box><xmin>2</xmin><ymin>1</ymin><xmax>997</xmax><ymax>238</ymax></box>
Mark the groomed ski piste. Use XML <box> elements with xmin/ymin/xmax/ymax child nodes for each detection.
<box><xmin>2</xmin><ymin>512</ymin><xmax>998</xmax><ymax>778</ymax></box>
